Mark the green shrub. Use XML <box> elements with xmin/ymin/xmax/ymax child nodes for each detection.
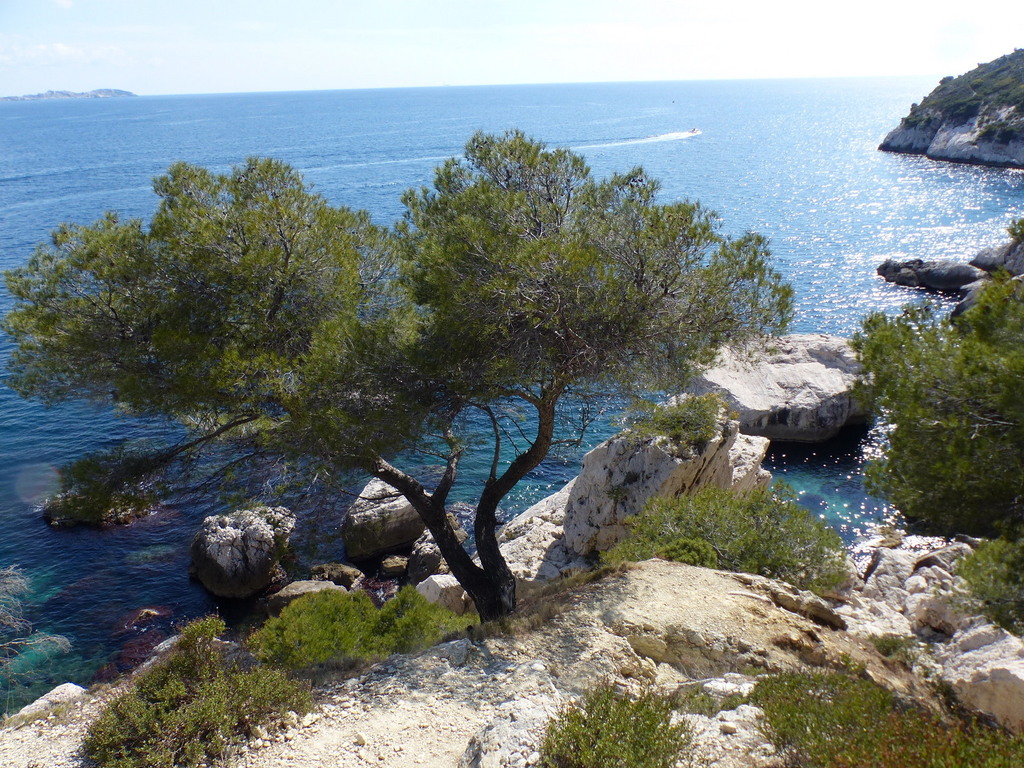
<box><xmin>655</xmin><ymin>537</ymin><xmax>718</xmax><ymax>568</ymax></box>
<box><xmin>1009</xmin><ymin>217</ymin><xmax>1024</xmax><ymax>244</ymax></box>
<box><xmin>603</xmin><ymin>484</ymin><xmax>848</xmax><ymax>594</ymax></box>
<box><xmin>251</xmin><ymin>585</ymin><xmax>467</xmax><ymax>669</ymax></box>
<box><xmin>867</xmin><ymin>634</ymin><xmax>919</xmax><ymax>666</ymax></box>
<box><xmin>752</xmin><ymin>671</ymin><xmax>1024</xmax><ymax>768</ymax></box>
<box><xmin>958</xmin><ymin>538</ymin><xmax>1024</xmax><ymax>633</ymax></box>
<box><xmin>84</xmin><ymin>616</ymin><xmax>310</xmax><ymax>768</ymax></box>
<box><xmin>624</xmin><ymin>394</ymin><xmax>723</xmax><ymax>454</ymax></box>
<box><xmin>540</xmin><ymin>684</ymin><xmax>690</xmax><ymax>768</ymax></box>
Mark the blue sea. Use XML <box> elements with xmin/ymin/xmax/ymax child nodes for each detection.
<box><xmin>2</xmin><ymin>78</ymin><xmax>1023</xmax><ymax>712</ymax></box>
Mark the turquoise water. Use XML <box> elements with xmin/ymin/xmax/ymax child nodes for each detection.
<box><xmin>2</xmin><ymin>79</ymin><xmax>1024</xmax><ymax>710</ymax></box>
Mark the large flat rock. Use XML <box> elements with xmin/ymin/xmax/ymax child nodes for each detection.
<box><xmin>684</xmin><ymin>334</ymin><xmax>866</xmax><ymax>442</ymax></box>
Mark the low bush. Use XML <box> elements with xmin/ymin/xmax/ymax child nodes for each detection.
<box><xmin>602</xmin><ymin>484</ymin><xmax>848</xmax><ymax>594</ymax></box>
<box><xmin>624</xmin><ymin>394</ymin><xmax>724</xmax><ymax>453</ymax></box>
<box><xmin>1009</xmin><ymin>217</ymin><xmax>1024</xmax><ymax>244</ymax></box>
<box><xmin>656</xmin><ymin>536</ymin><xmax>719</xmax><ymax>568</ymax></box>
<box><xmin>752</xmin><ymin>671</ymin><xmax>1024</xmax><ymax>768</ymax></box>
<box><xmin>957</xmin><ymin>537</ymin><xmax>1024</xmax><ymax>633</ymax></box>
<box><xmin>84</xmin><ymin>616</ymin><xmax>310</xmax><ymax>768</ymax></box>
<box><xmin>540</xmin><ymin>683</ymin><xmax>690</xmax><ymax>768</ymax></box>
<box><xmin>867</xmin><ymin>633</ymin><xmax>919</xmax><ymax>666</ymax></box>
<box><xmin>251</xmin><ymin>585</ymin><xmax>466</xmax><ymax>669</ymax></box>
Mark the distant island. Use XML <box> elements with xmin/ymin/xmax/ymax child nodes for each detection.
<box><xmin>879</xmin><ymin>49</ymin><xmax>1024</xmax><ymax>169</ymax></box>
<box><xmin>1</xmin><ymin>89</ymin><xmax>137</xmax><ymax>102</ymax></box>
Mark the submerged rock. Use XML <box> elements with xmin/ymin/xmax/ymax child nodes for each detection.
<box><xmin>310</xmin><ymin>561</ymin><xmax>364</xmax><ymax>588</ymax></box>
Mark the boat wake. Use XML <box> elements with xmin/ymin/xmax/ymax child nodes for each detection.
<box><xmin>576</xmin><ymin>130</ymin><xmax>701</xmax><ymax>150</ymax></box>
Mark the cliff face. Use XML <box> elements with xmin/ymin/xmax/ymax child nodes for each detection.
<box><xmin>880</xmin><ymin>50</ymin><xmax>1024</xmax><ymax>169</ymax></box>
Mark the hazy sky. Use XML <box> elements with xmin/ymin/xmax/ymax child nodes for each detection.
<box><xmin>1</xmin><ymin>0</ymin><xmax>1021</xmax><ymax>96</ymax></box>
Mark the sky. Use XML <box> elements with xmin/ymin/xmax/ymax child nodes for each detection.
<box><xmin>0</xmin><ymin>0</ymin><xmax>1022</xmax><ymax>97</ymax></box>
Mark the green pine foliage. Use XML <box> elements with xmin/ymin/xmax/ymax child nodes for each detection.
<box><xmin>3</xmin><ymin>132</ymin><xmax>792</xmax><ymax>619</ymax></box>
<box><xmin>83</xmin><ymin>616</ymin><xmax>310</xmax><ymax>768</ymax></box>
<box><xmin>602</xmin><ymin>484</ymin><xmax>848</xmax><ymax>594</ymax></box>
<box><xmin>957</xmin><ymin>538</ymin><xmax>1024</xmax><ymax>633</ymax></box>
<box><xmin>854</xmin><ymin>278</ymin><xmax>1024</xmax><ymax>538</ymax></box>
<box><xmin>539</xmin><ymin>684</ymin><xmax>691</xmax><ymax>768</ymax></box>
<box><xmin>250</xmin><ymin>586</ymin><xmax>467</xmax><ymax>669</ymax></box>
<box><xmin>655</xmin><ymin>537</ymin><xmax>719</xmax><ymax>568</ymax></box>
<box><xmin>752</xmin><ymin>671</ymin><xmax>1024</xmax><ymax>768</ymax></box>
<box><xmin>1009</xmin><ymin>216</ymin><xmax>1024</xmax><ymax>243</ymax></box>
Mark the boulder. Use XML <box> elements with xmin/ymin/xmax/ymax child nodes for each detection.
<box><xmin>310</xmin><ymin>562</ymin><xmax>364</xmax><ymax>588</ymax></box>
<box><xmin>498</xmin><ymin>480</ymin><xmax>589</xmax><ymax>593</ymax></box>
<box><xmin>971</xmin><ymin>240</ymin><xmax>1024</xmax><ymax>277</ymax></box>
<box><xmin>861</xmin><ymin>548</ymin><xmax>918</xmax><ymax>609</ymax></box>
<box><xmin>343</xmin><ymin>479</ymin><xmax>426</xmax><ymax>561</ymax></box>
<box><xmin>563</xmin><ymin>413</ymin><xmax>739</xmax><ymax>557</ymax></box>
<box><xmin>938</xmin><ymin>621</ymin><xmax>1024</xmax><ymax>732</ymax></box>
<box><xmin>408</xmin><ymin>512</ymin><xmax>469</xmax><ymax>585</ymax></box>
<box><xmin>15</xmin><ymin>682</ymin><xmax>87</xmax><ymax>720</ymax></box>
<box><xmin>416</xmin><ymin>574</ymin><xmax>473</xmax><ymax>615</ymax></box>
<box><xmin>877</xmin><ymin>258</ymin><xmax>986</xmax><ymax>292</ymax></box>
<box><xmin>267</xmin><ymin>579</ymin><xmax>346</xmax><ymax>615</ymax></box>
<box><xmin>502</xmin><ymin>429</ymin><xmax>769</xmax><ymax>584</ymax></box>
<box><xmin>380</xmin><ymin>555</ymin><xmax>409</xmax><ymax>577</ymax></box>
<box><xmin>683</xmin><ymin>334</ymin><xmax>866</xmax><ymax>442</ymax></box>
<box><xmin>189</xmin><ymin>506</ymin><xmax>295</xmax><ymax>599</ymax></box>
<box><xmin>729</xmin><ymin>434</ymin><xmax>772</xmax><ymax>493</ymax></box>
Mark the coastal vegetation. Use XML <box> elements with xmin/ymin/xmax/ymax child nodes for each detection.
<box><xmin>250</xmin><ymin>586</ymin><xmax>467</xmax><ymax>670</ymax></box>
<box><xmin>539</xmin><ymin>683</ymin><xmax>690</xmax><ymax>768</ymax></box>
<box><xmin>2</xmin><ymin>130</ymin><xmax>792</xmax><ymax>620</ymax></box>
<box><xmin>854</xmin><ymin>277</ymin><xmax>1024</xmax><ymax>539</ymax></box>
<box><xmin>83</xmin><ymin>616</ymin><xmax>310</xmax><ymax>768</ymax></box>
<box><xmin>752</xmin><ymin>671</ymin><xmax>1024</xmax><ymax>767</ymax></box>
<box><xmin>879</xmin><ymin>49</ymin><xmax>1024</xmax><ymax>168</ymax></box>
<box><xmin>856</xmin><ymin>274</ymin><xmax>1024</xmax><ymax>629</ymax></box>
<box><xmin>901</xmin><ymin>49</ymin><xmax>1024</xmax><ymax>127</ymax></box>
<box><xmin>602</xmin><ymin>484</ymin><xmax>848</xmax><ymax>594</ymax></box>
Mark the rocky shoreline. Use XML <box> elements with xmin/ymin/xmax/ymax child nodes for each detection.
<box><xmin>878</xmin><ymin>50</ymin><xmax>1024</xmax><ymax>170</ymax></box>
<box><xmin>7</xmin><ymin>335</ymin><xmax>1024</xmax><ymax>766</ymax></box>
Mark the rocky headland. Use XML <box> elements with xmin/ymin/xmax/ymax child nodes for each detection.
<box><xmin>879</xmin><ymin>49</ymin><xmax>1024</xmax><ymax>169</ymax></box>
<box><xmin>1</xmin><ymin>89</ymin><xmax>136</xmax><ymax>102</ymax></box>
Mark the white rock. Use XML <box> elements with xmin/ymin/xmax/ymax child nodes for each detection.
<box><xmin>417</xmin><ymin>574</ymin><xmax>471</xmax><ymax>615</ymax></box>
<box><xmin>458</xmin><ymin>695</ymin><xmax>562</xmax><ymax>768</ymax></box>
<box><xmin>684</xmin><ymin>334</ymin><xmax>866</xmax><ymax>442</ymax></box>
<box><xmin>563</xmin><ymin>414</ymin><xmax>739</xmax><ymax>557</ymax></box>
<box><xmin>190</xmin><ymin>506</ymin><xmax>295</xmax><ymax>598</ymax></box>
<box><xmin>15</xmin><ymin>682</ymin><xmax>87</xmax><ymax>720</ymax></box>
<box><xmin>939</xmin><ymin>621</ymin><xmax>1024</xmax><ymax>732</ymax></box>
<box><xmin>497</xmin><ymin>481</ymin><xmax>590</xmax><ymax>593</ymax></box>
<box><xmin>729</xmin><ymin>434</ymin><xmax>772</xmax><ymax>493</ymax></box>
<box><xmin>862</xmin><ymin>548</ymin><xmax>918</xmax><ymax>608</ymax></box>
<box><xmin>835</xmin><ymin>593</ymin><xmax>914</xmax><ymax>638</ymax></box>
